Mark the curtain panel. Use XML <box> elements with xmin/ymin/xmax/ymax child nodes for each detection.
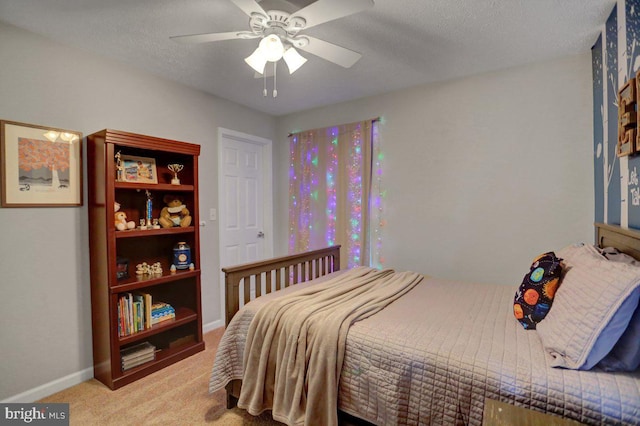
<box><xmin>288</xmin><ymin>120</ymin><xmax>374</xmax><ymax>269</ymax></box>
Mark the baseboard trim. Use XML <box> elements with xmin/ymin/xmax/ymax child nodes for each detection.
<box><xmin>2</xmin><ymin>367</ymin><xmax>94</xmax><ymax>403</ymax></box>
<box><xmin>203</xmin><ymin>319</ymin><xmax>224</xmax><ymax>333</ymax></box>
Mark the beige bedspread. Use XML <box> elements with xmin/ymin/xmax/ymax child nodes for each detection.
<box><xmin>237</xmin><ymin>267</ymin><xmax>423</xmax><ymax>426</ymax></box>
<box><xmin>210</xmin><ymin>273</ymin><xmax>640</xmax><ymax>425</ymax></box>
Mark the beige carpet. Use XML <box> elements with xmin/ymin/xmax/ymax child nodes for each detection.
<box><xmin>38</xmin><ymin>327</ymin><xmax>279</xmax><ymax>425</ymax></box>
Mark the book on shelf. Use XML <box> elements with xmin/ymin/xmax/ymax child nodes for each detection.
<box><xmin>151</xmin><ymin>302</ymin><xmax>175</xmax><ymax>325</ymax></box>
<box><xmin>142</xmin><ymin>292</ymin><xmax>152</xmax><ymax>327</ymax></box>
<box><xmin>122</xmin><ymin>355</ymin><xmax>155</xmax><ymax>371</ymax></box>
<box><xmin>121</xmin><ymin>341</ymin><xmax>155</xmax><ymax>358</ymax></box>
<box><xmin>122</xmin><ymin>350</ymin><xmax>155</xmax><ymax>367</ymax></box>
<box><xmin>118</xmin><ymin>292</ymin><xmax>154</xmax><ymax>337</ymax></box>
<box><xmin>121</xmin><ymin>349</ymin><xmax>155</xmax><ymax>363</ymax></box>
<box><xmin>120</xmin><ymin>341</ymin><xmax>156</xmax><ymax>371</ymax></box>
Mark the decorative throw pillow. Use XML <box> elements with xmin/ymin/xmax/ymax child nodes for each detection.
<box><xmin>536</xmin><ymin>244</ymin><xmax>640</xmax><ymax>370</ymax></box>
<box><xmin>513</xmin><ymin>252</ymin><xmax>563</xmax><ymax>330</ymax></box>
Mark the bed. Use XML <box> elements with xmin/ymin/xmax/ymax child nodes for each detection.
<box><xmin>210</xmin><ymin>224</ymin><xmax>640</xmax><ymax>425</ymax></box>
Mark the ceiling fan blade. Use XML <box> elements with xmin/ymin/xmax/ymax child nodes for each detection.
<box><xmin>230</xmin><ymin>0</ymin><xmax>268</xmax><ymax>17</ymax></box>
<box><xmin>289</xmin><ymin>0</ymin><xmax>374</xmax><ymax>30</ymax></box>
<box><xmin>297</xmin><ymin>36</ymin><xmax>362</xmax><ymax>68</ymax></box>
<box><xmin>170</xmin><ymin>31</ymin><xmax>254</xmax><ymax>44</ymax></box>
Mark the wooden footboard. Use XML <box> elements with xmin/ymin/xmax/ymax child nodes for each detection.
<box><xmin>221</xmin><ymin>245</ymin><xmax>341</xmax><ymax>408</ymax></box>
<box><xmin>222</xmin><ymin>245</ymin><xmax>341</xmax><ymax>326</ymax></box>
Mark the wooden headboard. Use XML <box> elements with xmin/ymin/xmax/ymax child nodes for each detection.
<box><xmin>595</xmin><ymin>222</ymin><xmax>640</xmax><ymax>260</ymax></box>
<box><xmin>221</xmin><ymin>245</ymin><xmax>341</xmax><ymax>326</ymax></box>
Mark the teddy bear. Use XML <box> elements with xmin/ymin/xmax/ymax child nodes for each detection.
<box><xmin>114</xmin><ymin>202</ymin><xmax>135</xmax><ymax>231</ymax></box>
<box><xmin>115</xmin><ymin>211</ymin><xmax>136</xmax><ymax>231</ymax></box>
<box><xmin>159</xmin><ymin>194</ymin><xmax>191</xmax><ymax>228</ymax></box>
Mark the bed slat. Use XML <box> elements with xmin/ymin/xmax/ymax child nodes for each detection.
<box><xmin>276</xmin><ymin>268</ymin><xmax>282</xmax><ymax>290</ymax></box>
<box><xmin>243</xmin><ymin>279</ymin><xmax>251</xmax><ymax>305</ymax></box>
<box><xmin>265</xmin><ymin>270</ymin><xmax>273</xmax><ymax>293</ymax></box>
<box><xmin>255</xmin><ymin>274</ymin><xmax>262</xmax><ymax>298</ymax></box>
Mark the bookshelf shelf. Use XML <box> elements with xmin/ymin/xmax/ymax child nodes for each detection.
<box><xmin>114</xmin><ymin>182</ymin><xmax>195</xmax><ymax>192</ymax></box>
<box><xmin>114</xmin><ymin>226</ymin><xmax>195</xmax><ymax>239</ymax></box>
<box><xmin>87</xmin><ymin>129</ymin><xmax>204</xmax><ymax>390</ymax></box>
<box><xmin>110</xmin><ymin>269</ymin><xmax>200</xmax><ymax>293</ymax></box>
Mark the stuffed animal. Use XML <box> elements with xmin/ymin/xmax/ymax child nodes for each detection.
<box><xmin>115</xmin><ymin>211</ymin><xmax>135</xmax><ymax>231</ymax></box>
<box><xmin>159</xmin><ymin>194</ymin><xmax>191</xmax><ymax>228</ymax></box>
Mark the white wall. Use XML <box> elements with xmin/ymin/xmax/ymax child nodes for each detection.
<box><xmin>275</xmin><ymin>54</ymin><xmax>594</xmax><ymax>285</ymax></box>
<box><xmin>0</xmin><ymin>22</ymin><xmax>276</xmax><ymax>401</ymax></box>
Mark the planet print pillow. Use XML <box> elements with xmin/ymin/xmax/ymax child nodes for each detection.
<box><xmin>513</xmin><ymin>252</ymin><xmax>563</xmax><ymax>329</ymax></box>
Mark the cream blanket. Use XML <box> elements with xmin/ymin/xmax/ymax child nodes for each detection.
<box><xmin>237</xmin><ymin>266</ymin><xmax>423</xmax><ymax>426</ymax></box>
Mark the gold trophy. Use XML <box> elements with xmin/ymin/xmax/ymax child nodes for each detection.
<box><xmin>168</xmin><ymin>164</ymin><xmax>184</xmax><ymax>185</ymax></box>
<box><xmin>115</xmin><ymin>151</ymin><xmax>124</xmax><ymax>182</ymax></box>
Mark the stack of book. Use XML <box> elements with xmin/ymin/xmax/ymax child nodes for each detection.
<box><xmin>120</xmin><ymin>341</ymin><xmax>156</xmax><ymax>371</ymax></box>
<box><xmin>151</xmin><ymin>302</ymin><xmax>175</xmax><ymax>325</ymax></box>
<box><xmin>118</xmin><ymin>292</ymin><xmax>152</xmax><ymax>337</ymax></box>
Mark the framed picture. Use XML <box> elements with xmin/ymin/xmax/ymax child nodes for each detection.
<box><xmin>120</xmin><ymin>155</ymin><xmax>158</xmax><ymax>184</ymax></box>
<box><xmin>618</xmin><ymin>128</ymin><xmax>635</xmax><ymax>157</ymax></box>
<box><xmin>1</xmin><ymin>120</ymin><xmax>83</xmax><ymax>207</ymax></box>
<box><xmin>618</xmin><ymin>77</ymin><xmax>637</xmax><ymax>157</ymax></box>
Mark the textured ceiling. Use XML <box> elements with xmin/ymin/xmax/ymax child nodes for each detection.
<box><xmin>0</xmin><ymin>0</ymin><xmax>615</xmax><ymax>116</ymax></box>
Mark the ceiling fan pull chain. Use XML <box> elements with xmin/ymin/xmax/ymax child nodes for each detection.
<box><xmin>263</xmin><ymin>71</ymin><xmax>267</xmax><ymax>97</ymax></box>
<box><xmin>273</xmin><ymin>62</ymin><xmax>278</xmax><ymax>98</ymax></box>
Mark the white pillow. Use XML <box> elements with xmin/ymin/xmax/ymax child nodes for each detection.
<box><xmin>536</xmin><ymin>244</ymin><xmax>640</xmax><ymax>370</ymax></box>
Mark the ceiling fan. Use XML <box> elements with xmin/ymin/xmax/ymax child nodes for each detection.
<box><xmin>171</xmin><ymin>0</ymin><xmax>374</xmax><ymax>95</ymax></box>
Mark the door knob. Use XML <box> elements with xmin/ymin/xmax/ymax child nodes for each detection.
<box><xmin>257</xmin><ymin>231</ymin><xmax>265</xmax><ymax>238</ymax></box>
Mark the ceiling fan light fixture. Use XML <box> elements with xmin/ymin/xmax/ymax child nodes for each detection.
<box><xmin>259</xmin><ymin>34</ymin><xmax>284</xmax><ymax>62</ymax></box>
<box><xmin>283</xmin><ymin>47</ymin><xmax>307</xmax><ymax>74</ymax></box>
<box><xmin>245</xmin><ymin>47</ymin><xmax>268</xmax><ymax>74</ymax></box>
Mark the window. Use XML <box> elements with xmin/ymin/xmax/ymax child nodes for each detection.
<box><xmin>288</xmin><ymin>119</ymin><xmax>383</xmax><ymax>268</ymax></box>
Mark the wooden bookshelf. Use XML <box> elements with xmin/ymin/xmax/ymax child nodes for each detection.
<box><xmin>87</xmin><ymin>129</ymin><xmax>204</xmax><ymax>390</ymax></box>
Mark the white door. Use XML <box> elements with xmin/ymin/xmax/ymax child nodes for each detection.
<box><xmin>218</xmin><ymin>128</ymin><xmax>273</xmax><ymax>305</ymax></box>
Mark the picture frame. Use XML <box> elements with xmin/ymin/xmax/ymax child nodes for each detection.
<box><xmin>618</xmin><ymin>78</ymin><xmax>637</xmax><ymax>158</ymax></box>
<box><xmin>635</xmin><ymin>71</ymin><xmax>640</xmax><ymax>153</ymax></box>
<box><xmin>1</xmin><ymin>120</ymin><xmax>83</xmax><ymax>207</ymax></box>
<box><xmin>618</xmin><ymin>128</ymin><xmax>635</xmax><ymax>157</ymax></box>
<box><xmin>119</xmin><ymin>154</ymin><xmax>158</xmax><ymax>184</ymax></box>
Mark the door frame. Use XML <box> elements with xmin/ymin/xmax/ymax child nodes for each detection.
<box><xmin>217</xmin><ymin>127</ymin><xmax>274</xmax><ymax>321</ymax></box>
